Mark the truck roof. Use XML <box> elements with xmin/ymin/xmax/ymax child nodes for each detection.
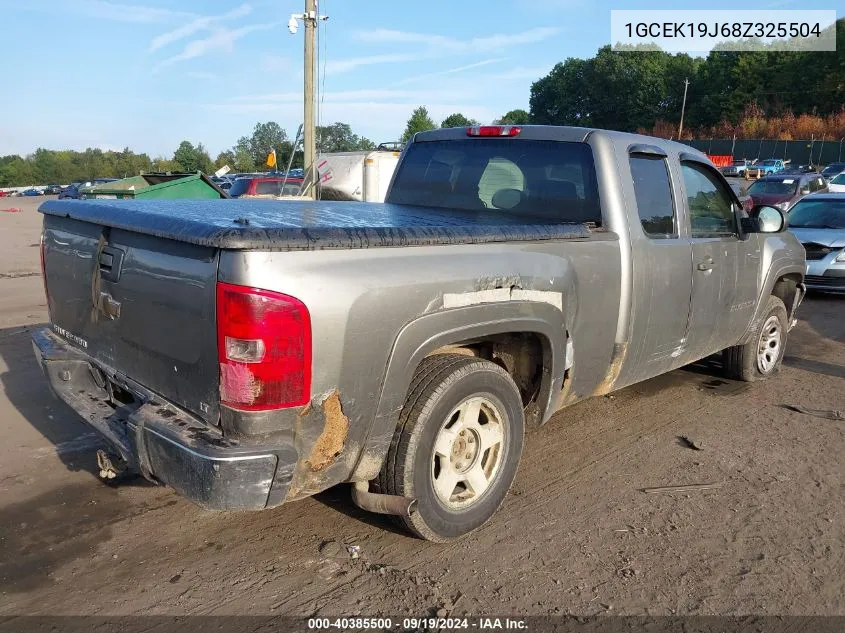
<box><xmin>412</xmin><ymin>125</ymin><xmax>707</xmax><ymax>160</ymax></box>
<box><xmin>39</xmin><ymin>198</ymin><xmax>592</xmax><ymax>251</ymax></box>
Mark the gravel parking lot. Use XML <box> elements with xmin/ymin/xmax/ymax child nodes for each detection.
<box><xmin>0</xmin><ymin>197</ymin><xmax>843</xmax><ymax>617</ymax></box>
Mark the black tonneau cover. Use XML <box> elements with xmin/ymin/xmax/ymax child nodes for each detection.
<box><xmin>39</xmin><ymin>199</ymin><xmax>593</xmax><ymax>251</ymax></box>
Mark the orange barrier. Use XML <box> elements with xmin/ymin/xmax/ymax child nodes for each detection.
<box><xmin>707</xmin><ymin>155</ymin><xmax>734</xmax><ymax>167</ymax></box>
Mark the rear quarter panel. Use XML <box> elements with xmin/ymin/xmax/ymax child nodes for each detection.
<box><xmin>219</xmin><ymin>236</ymin><xmax>620</xmax><ymax>494</ymax></box>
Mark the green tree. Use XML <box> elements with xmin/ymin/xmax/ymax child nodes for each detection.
<box><xmin>401</xmin><ymin>106</ymin><xmax>438</xmax><ymax>143</ymax></box>
<box><xmin>232</xmin><ymin>137</ymin><xmax>255</xmax><ymax>172</ymax></box>
<box><xmin>249</xmin><ymin>122</ymin><xmax>291</xmax><ymax>170</ymax></box>
<box><xmin>172</xmin><ymin>140</ymin><xmax>213</xmax><ymax>173</ymax></box>
<box><xmin>0</xmin><ymin>155</ymin><xmax>33</xmax><ymax>187</ymax></box>
<box><xmin>440</xmin><ymin>113</ymin><xmax>477</xmax><ymax>128</ymax></box>
<box><xmin>495</xmin><ymin>109</ymin><xmax>531</xmax><ymax>125</ymax></box>
<box><xmin>215</xmin><ymin>150</ymin><xmax>236</xmax><ymax>169</ymax></box>
<box><xmin>530</xmin><ymin>57</ymin><xmax>593</xmax><ymax>126</ymax></box>
<box><xmin>152</xmin><ymin>157</ymin><xmax>180</xmax><ymax>172</ymax></box>
<box><xmin>173</xmin><ymin>141</ymin><xmax>197</xmax><ymax>172</ymax></box>
<box><xmin>529</xmin><ymin>19</ymin><xmax>845</xmax><ymax>135</ymax></box>
<box><xmin>317</xmin><ymin>122</ymin><xmax>376</xmax><ymax>153</ymax></box>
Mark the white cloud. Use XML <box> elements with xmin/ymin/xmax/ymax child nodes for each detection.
<box><xmin>261</xmin><ymin>55</ymin><xmax>292</xmax><ymax>73</ymax></box>
<box><xmin>149</xmin><ymin>4</ymin><xmax>253</xmax><ymax>52</ymax></box>
<box><xmin>184</xmin><ymin>71</ymin><xmax>220</xmax><ymax>81</ymax></box>
<box><xmin>39</xmin><ymin>0</ymin><xmax>193</xmax><ymax>24</ymax></box>
<box><xmin>530</xmin><ymin>0</ymin><xmax>584</xmax><ymax>8</ymax></box>
<box><xmin>353</xmin><ymin>27</ymin><xmax>560</xmax><ymax>53</ymax></box>
<box><xmin>470</xmin><ymin>28</ymin><xmax>560</xmax><ymax>51</ymax></box>
<box><xmin>357</xmin><ymin>29</ymin><xmax>454</xmax><ymax>47</ymax></box>
<box><xmin>225</xmin><ymin>88</ymin><xmax>478</xmax><ymax>105</ymax></box>
<box><xmin>325</xmin><ymin>53</ymin><xmax>422</xmax><ymax>74</ymax></box>
<box><xmin>485</xmin><ymin>66</ymin><xmax>551</xmax><ymax>82</ymax></box>
<box><xmin>329</xmin><ymin>27</ymin><xmax>559</xmax><ymax>75</ymax></box>
<box><xmin>156</xmin><ymin>23</ymin><xmax>276</xmax><ymax>70</ymax></box>
<box><xmin>397</xmin><ymin>58</ymin><xmax>509</xmax><ymax>86</ymax></box>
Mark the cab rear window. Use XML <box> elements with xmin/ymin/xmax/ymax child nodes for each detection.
<box><xmin>387</xmin><ymin>139</ymin><xmax>601</xmax><ymax>225</ymax></box>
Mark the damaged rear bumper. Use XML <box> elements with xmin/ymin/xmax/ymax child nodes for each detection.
<box><xmin>32</xmin><ymin>327</ymin><xmax>297</xmax><ymax>510</ymax></box>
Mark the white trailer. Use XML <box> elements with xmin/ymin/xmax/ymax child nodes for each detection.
<box><xmin>315</xmin><ymin>148</ymin><xmax>401</xmax><ymax>202</ymax></box>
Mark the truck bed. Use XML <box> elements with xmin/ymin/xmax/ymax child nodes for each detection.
<box><xmin>39</xmin><ymin>198</ymin><xmax>593</xmax><ymax>251</ymax></box>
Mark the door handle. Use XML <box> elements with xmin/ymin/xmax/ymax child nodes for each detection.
<box><xmin>99</xmin><ymin>245</ymin><xmax>125</xmax><ymax>282</ymax></box>
<box><xmin>697</xmin><ymin>257</ymin><xmax>714</xmax><ymax>272</ymax></box>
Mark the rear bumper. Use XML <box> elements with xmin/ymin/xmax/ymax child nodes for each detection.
<box><xmin>32</xmin><ymin>327</ymin><xmax>297</xmax><ymax>510</ymax></box>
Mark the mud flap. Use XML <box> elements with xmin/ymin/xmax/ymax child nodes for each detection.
<box><xmin>133</xmin><ymin>412</ymin><xmax>155</xmax><ymax>482</ymax></box>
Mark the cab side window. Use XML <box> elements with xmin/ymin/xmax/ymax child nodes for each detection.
<box><xmin>629</xmin><ymin>155</ymin><xmax>676</xmax><ymax>238</ymax></box>
<box><xmin>681</xmin><ymin>163</ymin><xmax>737</xmax><ymax>237</ymax></box>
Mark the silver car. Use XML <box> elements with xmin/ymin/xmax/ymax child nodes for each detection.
<box><xmin>788</xmin><ymin>193</ymin><xmax>845</xmax><ymax>291</ymax></box>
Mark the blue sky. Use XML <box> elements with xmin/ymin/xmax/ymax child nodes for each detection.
<box><xmin>0</xmin><ymin>0</ymin><xmax>830</xmax><ymax>158</ymax></box>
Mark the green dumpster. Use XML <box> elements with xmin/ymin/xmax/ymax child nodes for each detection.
<box><xmin>82</xmin><ymin>172</ymin><xmax>229</xmax><ymax>200</ymax></box>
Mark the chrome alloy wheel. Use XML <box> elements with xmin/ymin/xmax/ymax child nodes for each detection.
<box><xmin>431</xmin><ymin>396</ymin><xmax>506</xmax><ymax>509</ymax></box>
<box><xmin>757</xmin><ymin>315</ymin><xmax>782</xmax><ymax>374</ymax></box>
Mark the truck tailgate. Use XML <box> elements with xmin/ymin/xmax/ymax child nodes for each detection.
<box><xmin>42</xmin><ymin>215</ymin><xmax>220</xmax><ymax>423</ymax></box>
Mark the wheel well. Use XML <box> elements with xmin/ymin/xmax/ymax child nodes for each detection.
<box><xmin>772</xmin><ymin>274</ymin><xmax>802</xmax><ymax>318</ymax></box>
<box><xmin>425</xmin><ymin>332</ymin><xmax>552</xmax><ymax>426</ymax></box>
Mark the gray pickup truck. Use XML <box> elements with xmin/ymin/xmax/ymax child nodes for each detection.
<box><xmin>34</xmin><ymin>125</ymin><xmax>806</xmax><ymax>541</ymax></box>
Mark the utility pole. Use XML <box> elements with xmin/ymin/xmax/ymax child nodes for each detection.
<box><xmin>678</xmin><ymin>78</ymin><xmax>690</xmax><ymax>139</ymax></box>
<box><xmin>303</xmin><ymin>0</ymin><xmax>317</xmax><ymax>199</ymax></box>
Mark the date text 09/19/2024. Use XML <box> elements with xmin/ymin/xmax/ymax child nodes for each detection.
<box><xmin>307</xmin><ymin>617</ymin><xmax>528</xmax><ymax>630</ymax></box>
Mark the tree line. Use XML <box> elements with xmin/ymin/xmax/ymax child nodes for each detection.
<box><xmin>529</xmin><ymin>19</ymin><xmax>845</xmax><ymax>139</ymax></box>
<box><xmin>0</xmin><ymin>121</ymin><xmax>378</xmax><ymax>187</ymax></box>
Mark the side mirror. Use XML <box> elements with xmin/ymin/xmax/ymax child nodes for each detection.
<box><xmin>800</xmin><ymin>188</ymin><xmax>810</xmax><ymax>195</ymax></box>
<box><xmin>751</xmin><ymin>205</ymin><xmax>786</xmax><ymax>233</ymax></box>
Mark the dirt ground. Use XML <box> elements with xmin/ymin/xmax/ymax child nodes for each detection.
<box><xmin>0</xmin><ymin>197</ymin><xmax>843</xmax><ymax>617</ymax></box>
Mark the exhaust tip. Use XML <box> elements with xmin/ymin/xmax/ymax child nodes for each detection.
<box><xmin>351</xmin><ymin>481</ymin><xmax>416</xmax><ymax>518</ymax></box>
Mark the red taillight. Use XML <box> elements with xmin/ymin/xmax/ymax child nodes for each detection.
<box><xmin>216</xmin><ymin>282</ymin><xmax>312</xmax><ymax>411</ymax></box>
<box><xmin>466</xmin><ymin>125</ymin><xmax>522</xmax><ymax>137</ymax></box>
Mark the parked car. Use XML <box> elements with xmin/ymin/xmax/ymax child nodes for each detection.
<box><xmin>43</xmin><ymin>184</ymin><xmax>63</xmax><ymax>195</ymax></box>
<box><xmin>721</xmin><ymin>159</ymin><xmax>751</xmax><ymax>177</ymax></box>
<box><xmin>59</xmin><ymin>178</ymin><xmax>120</xmax><ymax>200</ymax></box>
<box><xmin>33</xmin><ymin>126</ymin><xmax>805</xmax><ymax>541</ymax></box>
<box><xmin>787</xmin><ymin>193</ymin><xmax>845</xmax><ymax>291</ymax></box>
<box><xmin>0</xmin><ymin>190</ymin><xmax>13</xmax><ymax>197</ymax></box>
<box><xmin>58</xmin><ymin>182</ymin><xmax>85</xmax><ymax>199</ymax></box>
<box><xmin>21</xmin><ymin>188</ymin><xmax>42</xmax><ymax>196</ymax></box>
<box><xmin>228</xmin><ymin>176</ymin><xmax>305</xmax><ymax>198</ymax></box>
<box><xmin>746</xmin><ymin>173</ymin><xmax>827</xmax><ymax>213</ymax></box>
<box><xmin>780</xmin><ymin>166</ymin><xmax>818</xmax><ymax>175</ymax></box>
<box><xmin>747</xmin><ymin>158</ymin><xmax>787</xmax><ymax>179</ymax></box>
<box><xmin>820</xmin><ymin>162</ymin><xmax>845</xmax><ymax>182</ymax></box>
<box><xmin>828</xmin><ymin>173</ymin><xmax>845</xmax><ymax>193</ymax></box>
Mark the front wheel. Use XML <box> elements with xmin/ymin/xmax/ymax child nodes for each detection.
<box><xmin>722</xmin><ymin>295</ymin><xmax>788</xmax><ymax>382</ymax></box>
<box><xmin>378</xmin><ymin>354</ymin><xmax>525</xmax><ymax>542</ymax></box>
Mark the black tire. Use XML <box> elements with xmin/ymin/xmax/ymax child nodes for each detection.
<box><xmin>378</xmin><ymin>353</ymin><xmax>525</xmax><ymax>542</ymax></box>
<box><xmin>723</xmin><ymin>295</ymin><xmax>788</xmax><ymax>382</ymax></box>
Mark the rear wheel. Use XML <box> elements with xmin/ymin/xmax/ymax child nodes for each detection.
<box><xmin>722</xmin><ymin>295</ymin><xmax>788</xmax><ymax>382</ymax></box>
<box><xmin>378</xmin><ymin>354</ymin><xmax>525</xmax><ymax>542</ymax></box>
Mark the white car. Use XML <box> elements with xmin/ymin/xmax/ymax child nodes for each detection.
<box><xmin>828</xmin><ymin>172</ymin><xmax>845</xmax><ymax>193</ymax></box>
